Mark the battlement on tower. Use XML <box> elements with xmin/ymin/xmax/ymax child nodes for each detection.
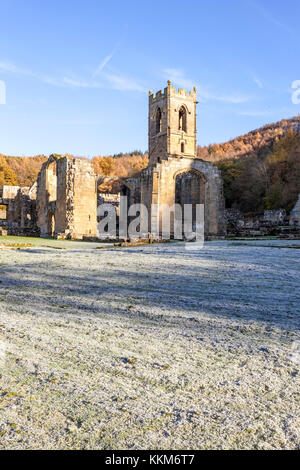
<box><xmin>149</xmin><ymin>87</ymin><xmax>168</xmax><ymax>103</ymax></box>
<box><xmin>149</xmin><ymin>82</ymin><xmax>197</xmax><ymax>104</ymax></box>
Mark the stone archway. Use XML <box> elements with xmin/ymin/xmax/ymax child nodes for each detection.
<box><xmin>174</xmin><ymin>169</ymin><xmax>206</xmax><ymax>233</ymax></box>
<box><xmin>47</xmin><ymin>211</ymin><xmax>55</xmax><ymax>237</ymax></box>
<box><xmin>120</xmin><ymin>182</ymin><xmax>132</xmax><ymax>207</ymax></box>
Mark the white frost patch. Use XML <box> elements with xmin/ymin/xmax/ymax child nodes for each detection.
<box><xmin>0</xmin><ymin>240</ymin><xmax>299</xmax><ymax>449</ymax></box>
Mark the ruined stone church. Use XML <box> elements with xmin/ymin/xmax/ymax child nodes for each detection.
<box><xmin>0</xmin><ymin>82</ymin><xmax>225</xmax><ymax>240</ymax></box>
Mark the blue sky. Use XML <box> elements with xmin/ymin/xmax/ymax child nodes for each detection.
<box><xmin>0</xmin><ymin>0</ymin><xmax>299</xmax><ymax>157</ymax></box>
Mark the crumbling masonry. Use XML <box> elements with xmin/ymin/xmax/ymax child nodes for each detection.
<box><xmin>121</xmin><ymin>81</ymin><xmax>225</xmax><ymax>238</ymax></box>
<box><xmin>37</xmin><ymin>155</ymin><xmax>98</xmax><ymax>239</ymax></box>
<box><xmin>0</xmin><ymin>82</ymin><xmax>226</xmax><ymax>240</ymax></box>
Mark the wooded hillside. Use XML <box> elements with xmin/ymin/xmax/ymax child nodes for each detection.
<box><xmin>1</xmin><ymin>116</ymin><xmax>300</xmax><ymax>214</ymax></box>
<box><xmin>197</xmin><ymin>116</ymin><xmax>300</xmax><ymax>162</ymax></box>
<box><xmin>0</xmin><ymin>152</ymin><xmax>148</xmax><ymax>190</ymax></box>
<box><xmin>0</xmin><ymin>154</ymin><xmax>48</xmax><ymax>188</ymax></box>
<box><xmin>216</xmin><ymin>130</ymin><xmax>300</xmax><ymax>214</ymax></box>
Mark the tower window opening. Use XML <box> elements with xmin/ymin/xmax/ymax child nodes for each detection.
<box><xmin>179</xmin><ymin>106</ymin><xmax>187</xmax><ymax>132</ymax></box>
<box><xmin>156</xmin><ymin>107</ymin><xmax>162</xmax><ymax>134</ymax></box>
<box><xmin>181</xmin><ymin>142</ymin><xmax>185</xmax><ymax>153</ymax></box>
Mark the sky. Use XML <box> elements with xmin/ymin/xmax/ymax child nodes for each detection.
<box><xmin>0</xmin><ymin>0</ymin><xmax>300</xmax><ymax>157</ymax></box>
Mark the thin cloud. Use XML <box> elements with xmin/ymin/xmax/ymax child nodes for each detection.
<box><xmin>253</xmin><ymin>76</ymin><xmax>263</xmax><ymax>89</ymax></box>
<box><xmin>93</xmin><ymin>46</ymin><xmax>118</xmax><ymax>78</ymax></box>
<box><xmin>103</xmin><ymin>72</ymin><xmax>146</xmax><ymax>92</ymax></box>
<box><xmin>42</xmin><ymin>76</ymin><xmax>66</xmax><ymax>87</ymax></box>
<box><xmin>237</xmin><ymin>110</ymin><xmax>271</xmax><ymax>117</ymax></box>
<box><xmin>164</xmin><ymin>68</ymin><xmax>195</xmax><ymax>90</ymax></box>
<box><xmin>91</xmin><ymin>44</ymin><xmax>146</xmax><ymax>92</ymax></box>
<box><xmin>0</xmin><ymin>61</ymin><xmax>34</xmax><ymax>76</ymax></box>
<box><xmin>215</xmin><ymin>94</ymin><xmax>249</xmax><ymax>104</ymax></box>
<box><xmin>163</xmin><ymin>68</ymin><xmax>249</xmax><ymax>104</ymax></box>
<box><xmin>62</xmin><ymin>72</ymin><xmax>145</xmax><ymax>92</ymax></box>
<box><xmin>63</xmin><ymin>77</ymin><xmax>101</xmax><ymax>88</ymax></box>
<box><xmin>0</xmin><ymin>60</ymin><xmax>65</xmax><ymax>87</ymax></box>
<box><xmin>0</xmin><ymin>58</ymin><xmax>145</xmax><ymax>93</ymax></box>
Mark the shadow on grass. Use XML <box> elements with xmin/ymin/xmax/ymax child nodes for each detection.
<box><xmin>0</xmin><ymin>243</ymin><xmax>300</xmax><ymax>333</ymax></box>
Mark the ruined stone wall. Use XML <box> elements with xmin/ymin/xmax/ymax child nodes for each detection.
<box><xmin>1</xmin><ymin>81</ymin><xmax>226</xmax><ymax>241</ymax></box>
<box><xmin>0</xmin><ymin>206</ymin><xmax>6</xmax><ymax>220</ymax></box>
<box><xmin>290</xmin><ymin>194</ymin><xmax>300</xmax><ymax>226</ymax></box>
<box><xmin>37</xmin><ymin>158</ymin><xmax>55</xmax><ymax>236</ymax></box>
<box><xmin>120</xmin><ymin>177</ymin><xmax>141</xmax><ymax>207</ymax></box>
<box><xmin>140</xmin><ymin>158</ymin><xmax>225</xmax><ymax>238</ymax></box>
<box><xmin>140</xmin><ymin>167</ymin><xmax>155</xmax><ymax>233</ymax></box>
<box><xmin>2</xmin><ymin>185</ymin><xmax>20</xmax><ymax>202</ymax></box>
<box><xmin>54</xmin><ymin>157</ymin><xmax>67</xmax><ymax>234</ymax></box>
<box><xmin>3</xmin><ymin>183</ymin><xmax>38</xmax><ymax>236</ymax></box>
<box><xmin>1</xmin><ymin>186</ymin><xmax>21</xmax><ymax>232</ymax></box>
<box><xmin>37</xmin><ymin>155</ymin><xmax>97</xmax><ymax>239</ymax></box>
<box><xmin>98</xmin><ymin>193</ymin><xmax>120</xmax><ymax>204</ymax></box>
<box><xmin>224</xmin><ymin>208</ymin><xmax>300</xmax><ymax>237</ymax></box>
<box><xmin>119</xmin><ymin>177</ymin><xmax>142</xmax><ymax>235</ymax></box>
<box><xmin>69</xmin><ymin>158</ymin><xmax>97</xmax><ymax>238</ymax></box>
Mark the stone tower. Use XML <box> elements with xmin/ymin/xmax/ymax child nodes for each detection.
<box><xmin>148</xmin><ymin>80</ymin><xmax>197</xmax><ymax>165</ymax></box>
<box><xmin>135</xmin><ymin>81</ymin><xmax>226</xmax><ymax>238</ymax></box>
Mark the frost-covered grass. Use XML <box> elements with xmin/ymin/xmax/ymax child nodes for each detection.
<box><xmin>0</xmin><ymin>235</ymin><xmax>112</xmax><ymax>250</ymax></box>
<box><xmin>0</xmin><ymin>239</ymin><xmax>299</xmax><ymax>449</ymax></box>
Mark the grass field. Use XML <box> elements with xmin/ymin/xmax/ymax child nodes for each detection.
<box><xmin>0</xmin><ymin>237</ymin><xmax>299</xmax><ymax>449</ymax></box>
<box><xmin>0</xmin><ymin>235</ymin><xmax>112</xmax><ymax>250</ymax></box>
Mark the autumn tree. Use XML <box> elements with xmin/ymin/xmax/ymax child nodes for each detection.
<box><xmin>0</xmin><ymin>155</ymin><xmax>18</xmax><ymax>187</ymax></box>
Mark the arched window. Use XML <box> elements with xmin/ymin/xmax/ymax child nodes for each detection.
<box><xmin>179</xmin><ymin>106</ymin><xmax>187</xmax><ymax>132</ymax></box>
<box><xmin>156</xmin><ymin>107</ymin><xmax>162</xmax><ymax>134</ymax></box>
<box><xmin>181</xmin><ymin>142</ymin><xmax>185</xmax><ymax>153</ymax></box>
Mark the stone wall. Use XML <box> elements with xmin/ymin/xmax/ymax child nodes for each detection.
<box><xmin>0</xmin><ymin>207</ymin><xmax>6</xmax><ymax>220</ymax></box>
<box><xmin>71</xmin><ymin>158</ymin><xmax>98</xmax><ymax>238</ymax></box>
<box><xmin>225</xmin><ymin>208</ymin><xmax>299</xmax><ymax>238</ymax></box>
<box><xmin>98</xmin><ymin>193</ymin><xmax>120</xmax><ymax>204</ymax></box>
<box><xmin>139</xmin><ymin>157</ymin><xmax>225</xmax><ymax>238</ymax></box>
<box><xmin>0</xmin><ymin>82</ymin><xmax>227</xmax><ymax>242</ymax></box>
<box><xmin>2</xmin><ymin>185</ymin><xmax>20</xmax><ymax>202</ymax></box>
<box><xmin>290</xmin><ymin>194</ymin><xmax>300</xmax><ymax>226</ymax></box>
<box><xmin>37</xmin><ymin>155</ymin><xmax>97</xmax><ymax>239</ymax></box>
<box><xmin>1</xmin><ymin>183</ymin><xmax>38</xmax><ymax>236</ymax></box>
